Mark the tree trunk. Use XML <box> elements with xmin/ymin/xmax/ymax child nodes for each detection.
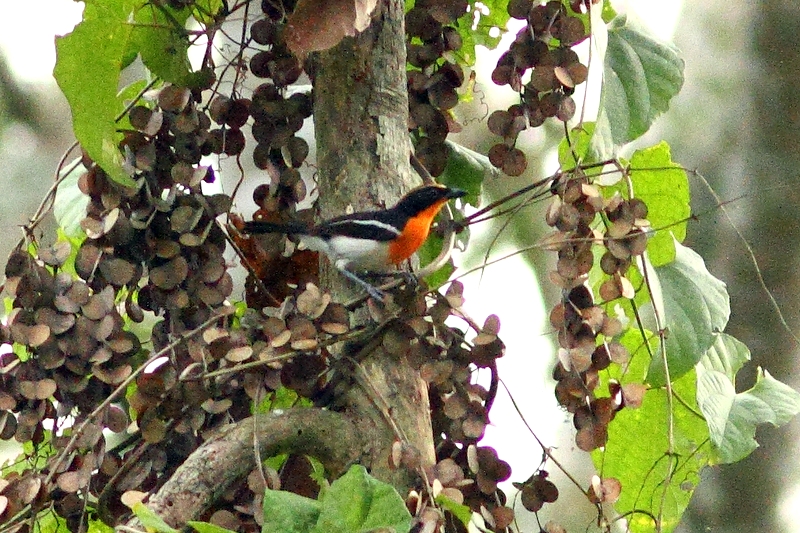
<box><xmin>312</xmin><ymin>0</ymin><xmax>436</xmax><ymax>492</ymax></box>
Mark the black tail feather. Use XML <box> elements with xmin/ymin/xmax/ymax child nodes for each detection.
<box><xmin>242</xmin><ymin>220</ymin><xmax>310</xmax><ymax>235</ymax></box>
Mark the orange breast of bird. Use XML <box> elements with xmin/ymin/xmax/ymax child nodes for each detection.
<box><xmin>387</xmin><ymin>199</ymin><xmax>448</xmax><ymax>265</ymax></box>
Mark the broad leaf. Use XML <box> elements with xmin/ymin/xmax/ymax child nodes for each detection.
<box><xmin>261</xmin><ymin>488</ymin><xmax>322</xmax><ymax>533</ymax></box>
<box><xmin>312</xmin><ymin>465</ymin><xmax>412</xmax><ymax>533</ymax></box>
<box><xmin>455</xmin><ymin>1</ymin><xmax>511</xmax><ymax>65</ymax></box>
<box><xmin>648</xmin><ymin>241</ymin><xmax>730</xmax><ymax>387</ymax></box>
<box><xmin>53</xmin><ymin>159</ymin><xmax>89</xmax><ymax>238</ymax></box>
<box><xmin>629</xmin><ymin>142</ymin><xmax>690</xmax><ymax>266</ymax></box>
<box><xmin>592</xmin><ymin>16</ymin><xmax>684</xmax><ymax>152</ymax></box>
<box><xmin>435</xmin><ymin>494</ymin><xmax>473</xmax><ymax>528</ymax></box>
<box><xmin>595</xmin><ymin>329</ymin><xmax>710</xmax><ymax>533</ymax></box>
<box><xmin>558</xmin><ymin>123</ymin><xmax>596</xmax><ymax>169</ymax></box>
<box><xmin>131</xmin><ymin>502</ymin><xmax>180</xmax><ymax>533</ymax></box>
<box><xmin>55</xmin><ymin>1</ymin><xmax>219</xmax><ymax>188</ymax></box>
<box><xmin>132</xmin><ymin>4</ymin><xmax>201</xmax><ymax>87</ymax></box>
<box><xmin>54</xmin><ymin>0</ymin><xmax>138</xmax><ymax>187</ymax></box>
<box><xmin>697</xmin><ymin>334</ymin><xmax>800</xmax><ymax>463</ymax></box>
<box><xmin>192</xmin><ymin>0</ymin><xmax>225</xmax><ymax>25</ymax></box>
<box><xmin>418</xmin><ymin>236</ymin><xmax>456</xmax><ymax>289</ymax></box>
<box><xmin>87</xmin><ymin>519</ymin><xmax>115</xmax><ymax>533</ymax></box>
<box><xmin>441</xmin><ymin>140</ymin><xmax>493</xmax><ymax>207</ymax></box>
<box><xmin>33</xmin><ymin>511</ymin><xmax>68</xmax><ymax>533</ymax></box>
<box><xmin>600</xmin><ymin>0</ymin><xmax>617</xmax><ymax>23</ymax></box>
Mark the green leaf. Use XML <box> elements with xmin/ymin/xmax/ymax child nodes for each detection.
<box><xmin>435</xmin><ymin>494</ymin><xmax>473</xmax><ymax>528</ymax></box>
<box><xmin>594</xmin><ymin>16</ymin><xmax>684</xmax><ymax>148</ymax></box>
<box><xmin>312</xmin><ymin>465</ymin><xmax>412</xmax><ymax>533</ymax></box>
<box><xmin>132</xmin><ymin>4</ymin><xmax>211</xmax><ymax>87</ymax></box>
<box><xmin>441</xmin><ymin>140</ymin><xmax>492</xmax><ymax>207</ymax></box>
<box><xmin>629</xmin><ymin>142</ymin><xmax>690</xmax><ymax>266</ymax></box>
<box><xmin>54</xmin><ymin>158</ymin><xmax>90</xmax><ymax>238</ymax></box>
<box><xmin>262</xmin><ymin>489</ymin><xmax>322</xmax><ymax>533</ymax></box>
<box><xmin>54</xmin><ymin>0</ymin><xmax>139</xmax><ymax>187</ymax></box>
<box><xmin>454</xmin><ymin>1</ymin><xmax>511</xmax><ymax>65</ymax></box>
<box><xmin>595</xmin><ymin>333</ymin><xmax>710</xmax><ymax>533</ymax></box>
<box><xmin>697</xmin><ymin>334</ymin><xmax>800</xmax><ymax>463</ymax></box>
<box><xmin>558</xmin><ymin>123</ymin><xmax>596</xmax><ymax>169</ymax></box>
<box><xmin>648</xmin><ymin>241</ymin><xmax>730</xmax><ymax>387</ymax></box>
<box><xmin>419</xmin><ymin>235</ymin><xmax>456</xmax><ymax>289</ymax></box>
<box><xmin>131</xmin><ymin>502</ymin><xmax>180</xmax><ymax>533</ymax></box>
<box><xmin>188</xmin><ymin>522</ymin><xmax>237</xmax><ymax>533</ymax></box>
<box><xmin>192</xmin><ymin>0</ymin><xmax>225</xmax><ymax>25</ymax></box>
<box><xmin>88</xmin><ymin>518</ymin><xmax>115</xmax><ymax>533</ymax></box>
<box><xmin>600</xmin><ymin>0</ymin><xmax>617</xmax><ymax>23</ymax></box>
<box><xmin>33</xmin><ymin>511</ymin><xmax>67</xmax><ymax>533</ymax></box>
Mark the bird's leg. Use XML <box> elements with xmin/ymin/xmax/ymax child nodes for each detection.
<box><xmin>363</xmin><ymin>269</ymin><xmax>419</xmax><ymax>290</ymax></box>
<box><xmin>337</xmin><ymin>267</ymin><xmax>387</xmax><ymax>301</ymax></box>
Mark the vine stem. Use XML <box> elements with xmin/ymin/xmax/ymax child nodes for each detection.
<box><xmin>638</xmin><ymin>254</ymin><xmax>674</xmax><ymax>533</ymax></box>
<box><xmin>498</xmin><ymin>379</ymin><xmax>589</xmax><ymax>499</ymax></box>
<box><xmin>692</xmin><ymin>169</ymin><xmax>800</xmax><ymax>348</ymax></box>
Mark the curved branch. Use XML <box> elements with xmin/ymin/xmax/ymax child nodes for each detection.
<box><xmin>128</xmin><ymin>408</ymin><xmax>362</xmax><ymax>528</ymax></box>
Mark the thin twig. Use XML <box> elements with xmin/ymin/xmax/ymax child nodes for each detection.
<box><xmin>692</xmin><ymin>169</ymin><xmax>800</xmax><ymax>347</ymax></box>
<box><xmin>498</xmin><ymin>379</ymin><xmax>588</xmax><ymax>497</ymax></box>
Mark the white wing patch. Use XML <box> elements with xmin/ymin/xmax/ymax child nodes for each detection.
<box><xmin>300</xmin><ymin>235</ymin><xmax>391</xmax><ymax>271</ymax></box>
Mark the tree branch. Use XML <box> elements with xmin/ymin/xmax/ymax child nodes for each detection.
<box><xmin>127</xmin><ymin>408</ymin><xmax>362</xmax><ymax>528</ymax></box>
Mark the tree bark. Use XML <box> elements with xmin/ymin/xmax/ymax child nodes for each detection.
<box><xmin>312</xmin><ymin>0</ymin><xmax>436</xmax><ymax>493</ymax></box>
<box><xmin>128</xmin><ymin>409</ymin><xmax>362</xmax><ymax>528</ymax></box>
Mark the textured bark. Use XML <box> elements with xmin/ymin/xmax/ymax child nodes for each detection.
<box><xmin>128</xmin><ymin>409</ymin><xmax>362</xmax><ymax>528</ymax></box>
<box><xmin>312</xmin><ymin>0</ymin><xmax>436</xmax><ymax>493</ymax></box>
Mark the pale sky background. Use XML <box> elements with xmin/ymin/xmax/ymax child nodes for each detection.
<box><xmin>6</xmin><ymin>1</ymin><xmax>797</xmax><ymax>532</ymax></box>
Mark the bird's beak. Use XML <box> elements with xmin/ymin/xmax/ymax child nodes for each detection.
<box><xmin>446</xmin><ymin>188</ymin><xmax>467</xmax><ymax>199</ymax></box>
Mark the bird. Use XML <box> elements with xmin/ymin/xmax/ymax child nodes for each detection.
<box><xmin>242</xmin><ymin>184</ymin><xmax>466</xmax><ymax>299</ymax></box>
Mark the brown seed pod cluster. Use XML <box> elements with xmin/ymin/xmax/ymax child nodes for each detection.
<box><xmin>247</xmin><ymin>2</ymin><xmax>313</xmax><ymax>173</ymax></box>
<box><xmin>514</xmin><ymin>470</ymin><xmax>559</xmax><ymax>513</ymax></box>
<box><xmin>544</xmin><ymin>170</ymin><xmax>651</xmax><ymax>451</ymax></box>
<box><xmin>488</xmin><ymin>0</ymin><xmax>590</xmax><ymax>176</ymax></box>
<box><xmin>406</xmin><ymin>0</ymin><xmax>469</xmax><ymax>176</ymax></box>
<box><xmin>0</xmin><ymin>1</ymin><xmax>527</xmax><ymax>530</ymax></box>
<box><xmin>374</xmin><ymin>282</ymin><xmax>513</xmax><ymax>531</ymax></box>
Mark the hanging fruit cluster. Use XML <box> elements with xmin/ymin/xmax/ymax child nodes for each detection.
<box><xmin>545</xmin><ymin>169</ymin><xmax>649</xmax><ymax>451</ymax></box>
<box><xmin>488</xmin><ymin>0</ymin><xmax>591</xmax><ymax>176</ymax></box>
<box><xmin>406</xmin><ymin>0</ymin><xmax>469</xmax><ymax>176</ymax></box>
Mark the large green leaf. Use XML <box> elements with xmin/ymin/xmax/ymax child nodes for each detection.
<box><xmin>441</xmin><ymin>140</ymin><xmax>492</xmax><ymax>207</ymax></box>
<box><xmin>592</xmin><ymin>16</ymin><xmax>684</xmax><ymax>153</ymax></box>
<box><xmin>697</xmin><ymin>333</ymin><xmax>800</xmax><ymax>463</ymax></box>
<box><xmin>557</xmin><ymin>123</ymin><xmax>596</xmax><ymax>169</ymax></box>
<box><xmin>54</xmin><ymin>1</ymin><xmax>221</xmax><ymax>188</ymax></box>
<box><xmin>261</xmin><ymin>466</ymin><xmax>411</xmax><ymax>533</ymax></box>
<box><xmin>629</xmin><ymin>142</ymin><xmax>690</xmax><ymax>266</ymax></box>
<box><xmin>648</xmin><ymin>241</ymin><xmax>730</xmax><ymax>387</ymax></box>
<box><xmin>54</xmin><ymin>0</ymin><xmax>139</xmax><ymax>187</ymax></box>
<box><xmin>595</xmin><ymin>328</ymin><xmax>710</xmax><ymax>533</ymax></box>
<box><xmin>132</xmin><ymin>3</ymin><xmax>215</xmax><ymax>87</ymax></box>
<box><xmin>261</xmin><ymin>489</ymin><xmax>322</xmax><ymax>533</ymax></box>
<box><xmin>312</xmin><ymin>465</ymin><xmax>412</xmax><ymax>533</ymax></box>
